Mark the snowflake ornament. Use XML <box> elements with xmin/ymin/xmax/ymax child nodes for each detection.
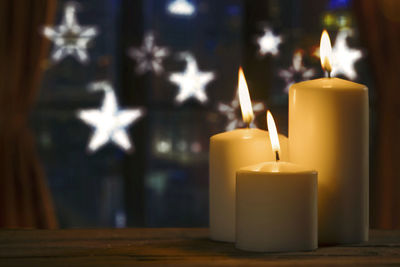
<box><xmin>218</xmin><ymin>89</ymin><xmax>265</xmax><ymax>131</ymax></box>
<box><xmin>257</xmin><ymin>27</ymin><xmax>282</xmax><ymax>56</ymax></box>
<box><xmin>42</xmin><ymin>2</ymin><xmax>98</xmax><ymax>63</ymax></box>
<box><xmin>331</xmin><ymin>30</ymin><xmax>362</xmax><ymax>79</ymax></box>
<box><xmin>169</xmin><ymin>53</ymin><xmax>215</xmax><ymax>105</ymax></box>
<box><xmin>279</xmin><ymin>50</ymin><xmax>315</xmax><ymax>93</ymax></box>
<box><xmin>128</xmin><ymin>32</ymin><xmax>170</xmax><ymax>75</ymax></box>
<box><xmin>77</xmin><ymin>81</ymin><xmax>145</xmax><ymax>153</ymax></box>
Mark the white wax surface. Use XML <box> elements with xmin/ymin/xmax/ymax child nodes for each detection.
<box><xmin>209</xmin><ymin>128</ymin><xmax>288</xmax><ymax>242</ymax></box>
<box><xmin>236</xmin><ymin>161</ymin><xmax>318</xmax><ymax>252</ymax></box>
<box><xmin>289</xmin><ymin>78</ymin><xmax>369</xmax><ymax>244</ymax></box>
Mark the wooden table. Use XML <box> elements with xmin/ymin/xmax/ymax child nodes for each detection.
<box><xmin>0</xmin><ymin>228</ymin><xmax>399</xmax><ymax>266</ymax></box>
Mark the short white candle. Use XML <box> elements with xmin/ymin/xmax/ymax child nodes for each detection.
<box><xmin>209</xmin><ymin>68</ymin><xmax>288</xmax><ymax>242</ymax></box>
<box><xmin>289</xmin><ymin>31</ymin><xmax>368</xmax><ymax>244</ymax></box>
<box><xmin>235</xmin><ymin>111</ymin><xmax>317</xmax><ymax>252</ymax></box>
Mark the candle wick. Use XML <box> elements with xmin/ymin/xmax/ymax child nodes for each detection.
<box><xmin>246</xmin><ymin>121</ymin><xmax>251</xmax><ymax>128</ymax></box>
<box><xmin>327</xmin><ymin>71</ymin><xmax>331</xmax><ymax>78</ymax></box>
<box><xmin>275</xmin><ymin>151</ymin><xmax>280</xmax><ymax>162</ymax></box>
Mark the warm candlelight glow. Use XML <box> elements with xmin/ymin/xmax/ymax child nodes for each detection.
<box><xmin>238</xmin><ymin>67</ymin><xmax>254</xmax><ymax>125</ymax></box>
<box><xmin>266</xmin><ymin>111</ymin><xmax>280</xmax><ymax>155</ymax></box>
<box><xmin>320</xmin><ymin>30</ymin><xmax>333</xmax><ymax>73</ymax></box>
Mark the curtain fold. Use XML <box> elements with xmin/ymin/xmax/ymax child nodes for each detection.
<box><xmin>354</xmin><ymin>0</ymin><xmax>400</xmax><ymax>229</ymax></box>
<box><xmin>0</xmin><ymin>0</ymin><xmax>58</xmax><ymax>228</ymax></box>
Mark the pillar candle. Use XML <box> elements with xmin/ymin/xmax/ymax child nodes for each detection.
<box><xmin>209</xmin><ymin>68</ymin><xmax>288</xmax><ymax>242</ymax></box>
<box><xmin>236</xmin><ymin>161</ymin><xmax>317</xmax><ymax>252</ymax></box>
<box><xmin>288</xmin><ymin>30</ymin><xmax>369</xmax><ymax>244</ymax></box>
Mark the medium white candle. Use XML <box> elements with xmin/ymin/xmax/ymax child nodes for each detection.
<box><xmin>289</xmin><ymin>30</ymin><xmax>369</xmax><ymax>244</ymax></box>
<box><xmin>235</xmin><ymin>111</ymin><xmax>317</xmax><ymax>252</ymax></box>
<box><xmin>209</xmin><ymin>68</ymin><xmax>288</xmax><ymax>242</ymax></box>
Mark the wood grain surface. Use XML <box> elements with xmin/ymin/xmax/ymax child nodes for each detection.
<box><xmin>0</xmin><ymin>228</ymin><xmax>399</xmax><ymax>266</ymax></box>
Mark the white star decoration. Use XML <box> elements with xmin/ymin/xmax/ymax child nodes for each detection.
<box><xmin>42</xmin><ymin>2</ymin><xmax>98</xmax><ymax>63</ymax></box>
<box><xmin>128</xmin><ymin>32</ymin><xmax>170</xmax><ymax>75</ymax></box>
<box><xmin>331</xmin><ymin>30</ymin><xmax>362</xmax><ymax>80</ymax></box>
<box><xmin>257</xmin><ymin>27</ymin><xmax>282</xmax><ymax>56</ymax></box>
<box><xmin>167</xmin><ymin>0</ymin><xmax>196</xmax><ymax>17</ymax></box>
<box><xmin>169</xmin><ymin>53</ymin><xmax>215</xmax><ymax>105</ymax></box>
<box><xmin>77</xmin><ymin>81</ymin><xmax>144</xmax><ymax>153</ymax></box>
<box><xmin>218</xmin><ymin>89</ymin><xmax>265</xmax><ymax>131</ymax></box>
<box><xmin>279</xmin><ymin>50</ymin><xmax>315</xmax><ymax>93</ymax></box>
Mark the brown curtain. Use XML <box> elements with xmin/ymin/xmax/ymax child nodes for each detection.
<box><xmin>0</xmin><ymin>0</ymin><xmax>57</xmax><ymax>228</ymax></box>
<box><xmin>354</xmin><ymin>0</ymin><xmax>400</xmax><ymax>229</ymax></box>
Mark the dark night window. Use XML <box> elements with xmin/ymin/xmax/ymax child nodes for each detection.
<box><xmin>30</xmin><ymin>0</ymin><xmax>373</xmax><ymax>228</ymax></box>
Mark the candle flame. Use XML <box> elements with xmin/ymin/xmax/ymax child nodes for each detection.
<box><xmin>267</xmin><ymin>110</ymin><xmax>280</xmax><ymax>154</ymax></box>
<box><xmin>238</xmin><ymin>67</ymin><xmax>254</xmax><ymax>124</ymax></box>
<box><xmin>320</xmin><ymin>30</ymin><xmax>333</xmax><ymax>73</ymax></box>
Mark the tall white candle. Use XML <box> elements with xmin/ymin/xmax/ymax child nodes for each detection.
<box><xmin>209</xmin><ymin>68</ymin><xmax>288</xmax><ymax>242</ymax></box>
<box><xmin>289</xmin><ymin>30</ymin><xmax>369</xmax><ymax>244</ymax></box>
<box><xmin>236</xmin><ymin>111</ymin><xmax>317</xmax><ymax>252</ymax></box>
